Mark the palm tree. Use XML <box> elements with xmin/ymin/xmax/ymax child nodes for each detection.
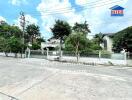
<box><xmin>94</xmin><ymin>32</ymin><xmax>105</xmax><ymax>46</ymax></box>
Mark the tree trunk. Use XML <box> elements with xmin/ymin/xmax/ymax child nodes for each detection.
<box><xmin>76</xmin><ymin>44</ymin><xmax>79</xmax><ymax>62</ymax></box>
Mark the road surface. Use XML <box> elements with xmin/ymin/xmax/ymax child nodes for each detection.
<box><xmin>0</xmin><ymin>57</ymin><xmax>132</xmax><ymax>100</ymax></box>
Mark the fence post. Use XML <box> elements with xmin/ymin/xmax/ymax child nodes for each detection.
<box><xmin>28</xmin><ymin>48</ymin><xmax>30</xmax><ymax>58</ymax></box>
<box><xmin>24</xmin><ymin>50</ymin><xmax>26</xmax><ymax>58</ymax></box>
<box><xmin>41</xmin><ymin>48</ymin><xmax>44</xmax><ymax>54</ymax></box>
<box><xmin>46</xmin><ymin>48</ymin><xmax>49</xmax><ymax>59</ymax></box>
<box><xmin>99</xmin><ymin>51</ymin><xmax>101</xmax><ymax>59</ymax></box>
<box><xmin>61</xmin><ymin>51</ymin><xmax>63</xmax><ymax>59</ymax></box>
<box><xmin>124</xmin><ymin>52</ymin><xmax>127</xmax><ymax>65</ymax></box>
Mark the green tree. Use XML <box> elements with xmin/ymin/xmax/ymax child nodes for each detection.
<box><xmin>65</xmin><ymin>32</ymin><xmax>88</xmax><ymax>62</ymax></box>
<box><xmin>0</xmin><ymin>21</ymin><xmax>11</xmax><ymax>37</ymax></box>
<box><xmin>36</xmin><ymin>37</ymin><xmax>45</xmax><ymax>45</ymax></box>
<box><xmin>94</xmin><ymin>32</ymin><xmax>105</xmax><ymax>46</ymax></box>
<box><xmin>113</xmin><ymin>26</ymin><xmax>132</xmax><ymax>52</ymax></box>
<box><xmin>31</xmin><ymin>43</ymin><xmax>41</xmax><ymax>50</ymax></box>
<box><xmin>0</xmin><ymin>36</ymin><xmax>10</xmax><ymax>56</ymax></box>
<box><xmin>8</xmin><ymin>36</ymin><xmax>23</xmax><ymax>58</ymax></box>
<box><xmin>51</xmin><ymin>20</ymin><xmax>71</xmax><ymax>59</ymax></box>
<box><xmin>26</xmin><ymin>24</ymin><xmax>40</xmax><ymax>44</ymax></box>
<box><xmin>10</xmin><ymin>26</ymin><xmax>22</xmax><ymax>38</ymax></box>
<box><xmin>0</xmin><ymin>21</ymin><xmax>24</xmax><ymax>57</ymax></box>
<box><xmin>73</xmin><ymin>21</ymin><xmax>91</xmax><ymax>36</ymax></box>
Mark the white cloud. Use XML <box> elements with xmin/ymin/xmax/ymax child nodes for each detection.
<box><xmin>0</xmin><ymin>16</ymin><xmax>6</xmax><ymax>22</ymax></box>
<box><xmin>37</xmin><ymin>0</ymin><xmax>131</xmax><ymax>39</ymax></box>
<box><xmin>9</xmin><ymin>0</ymin><xmax>28</xmax><ymax>6</ymax></box>
<box><xmin>25</xmin><ymin>14</ymin><xmax>38</xmax><ymax>25</ymax></box>
<box><xmin>76</xmin><ymin>0</ymin><xmax>131</xmax><ymax>34</ymax></box>
<box><xmin>37</xmin><ymin>0</ymin><xmax>84</xmax><ymax>39</ymax></box>
<box><xmin>14</xmin><ymin>14</ymin><xmax>38</xmax><ymax>29</ymax></box>
<box><xmin>75</xmin><ymin>0</ymin><xmax>89</xmax><ymax>6</ymax></box>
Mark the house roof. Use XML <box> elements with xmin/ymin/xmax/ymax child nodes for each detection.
<box><xmin>110</xmin><ymin>5</ymin><xmax>124</xmax><ymax>10</ymax></box>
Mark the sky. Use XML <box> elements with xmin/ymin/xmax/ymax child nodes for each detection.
<box><xmin>0</xmin><ymin>0</ymin><xmax>131</xmax><ymax>39</ymax></box>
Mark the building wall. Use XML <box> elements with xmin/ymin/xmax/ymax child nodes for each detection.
<box><xmin>41</xmin><ymin>39</ymin><xmax>60</xmax><ymax>49</ymax></box>
<box><xmin>103</xmin><ymin>36</ymin><xmax>113</xmax><ymax>52</ymax></box>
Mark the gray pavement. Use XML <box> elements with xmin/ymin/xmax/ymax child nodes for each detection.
<box><xmin>0</xmin><ymin>57</ymin><xmax>132</xmax><ymax>100</ymax></box>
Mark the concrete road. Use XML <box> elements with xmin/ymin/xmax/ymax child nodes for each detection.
<box><xmin>0</xmin><ymin>57</ymin><xmax>132</xmax><ymax>100</ymax></box>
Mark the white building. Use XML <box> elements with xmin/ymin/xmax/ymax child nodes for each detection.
<box><xmin>41</xmin><ymin>38</ymin><xmax>60</xmax><ymax>50</ymax></box>
<box><xmin>101</xmin><ymin>33</ymin><xmax>114</xmax><ymax>52</ymax></box>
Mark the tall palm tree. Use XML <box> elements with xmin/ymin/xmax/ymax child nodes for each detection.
<box><xmin>94</xmin><ymin>32</ymin><xmax>105</xmax><ymax>46</ymax></box>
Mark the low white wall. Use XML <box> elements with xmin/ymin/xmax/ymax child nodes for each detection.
<box><xmin>0</xmin><ymin>52</ymin><xmax>23</xmax><ymax>57</ymax></box>
<box><xmin>62</xmin><ymin>56</ymin><xmax>126</xmax><ymax>65</ymax></box>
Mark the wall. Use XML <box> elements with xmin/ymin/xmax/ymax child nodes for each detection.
<box><xmin>103</xmin><ymin>36</ymin><xmax>113</xmax><ymax>52</ymax></box>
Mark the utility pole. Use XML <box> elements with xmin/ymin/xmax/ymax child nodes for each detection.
<box><xmin>20</xmin><ymin>11</ymin><xmax>25</xmax><ymax>58</ymax></box>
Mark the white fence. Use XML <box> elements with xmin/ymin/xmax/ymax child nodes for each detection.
<box><xmin>27</xmin><ymin>50</ymin><xmax>131</xmax><ymax>66</ymax></box>
<box><xmin>0</xmin><ymin>50</ymin><xmax>131</xmax><ymax>66</ymax></box>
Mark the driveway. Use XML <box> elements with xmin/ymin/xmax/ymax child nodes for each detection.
<box><xmin>0</xmin><ymin>57</ymin><xmax>132</xmax><ymax>100</ymax></box>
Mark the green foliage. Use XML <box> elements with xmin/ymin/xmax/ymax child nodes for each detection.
<box><xmin>65</xmin><ymin>32</ymin><xmax>91</xmax><ymax>61</ymax></box>
<box><xmin>26</xmin><ymin>24</ymin><xmax>40</xmax><ymax>43</ymax></box>
<box><xmin>8</xmin><ymin>36</ymin><xmax>23</xmax><ymax>53</ymax></box>
<box><xmin>36</xmin><ymin>37</ymin><xmax>45</xmax><ymax>45</ymax></box>
<box><xmin>0</xmin><ymin>21</ymin><xmax>44</xmax><ymax>57</ymax></box>
<box><xmin>73</xmin><ymin>21</ymin><xmax>91</xmax><ymax>35</ymax></box>
<box><xmin>65</xmin><ymin>32</ymin><xmax>89</xmax><ymax>54</ymax></box>
<box><xmin>0</xmin><ymin>22</ymin><xmax>22</xmax><ymax>38</ymax></box>
<box><xmin>90</xmin><ymin>41</ymin><xmax>102</xmax><ymax>50</ymax></box>
<box><xmin>31</xmin><ymin>43</ymin><xmax>41</xmax><ymax>50</ymax></box>
<box><xmin>64</xmin><ymin>32</ymin><xmax>102</xmax><ymax>52</ymax></box>
<box><xmin>0</xmin><ymin>22</ymin><xmax>24</xmax><ymax>57</ymax></box>
<box><xmin>51</xmin><ymin>20</ymin><xmax>71</xmax><ymax>59</ymax></box>
<box><xmin>10</xmin><ymin>26</ymin><xmax>22</xmax><ymax>38</ymax></box>
<box><xmin>51</xmin><ymin>20</ymin><xmax>71</xmax><ymax>40</ymax></box>
<box><xmin>94</xmin><ymin>32</ymin><xmax>105</xmax><ymax>45</ymax></box>
<box><xmin>113</xmin><ymin>26</ymin><xmax>132</xmax><ymax>52</ymax></box>
<box><xmin>0</xmin><ymin>36</ymin><xmax>10</xmax><ymax>53</ymax></box>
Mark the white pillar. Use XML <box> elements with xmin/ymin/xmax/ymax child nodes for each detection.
<box><xmin>28</xmin><ymin>48</ymin><xmax>30</xmax><ymax>58</ymax></box>
<box><xmin>124</xmin><ymin>52</ymin><xmax>127</xmax><ymax>65</ymax></box>
<box><xmin>46</xmin><ymin>48</ymin><xmax>49</xmax><ymax>59</ymax></box>
<box><xmin>99</xmin><ymin>51</ymin><xmax>101</xmax><ymax>59</ymax></box>
<box><xmin>61</xmin><ymin>51</ymin><xmax>63</xmax><ymax>58</ymax></box>
<box><xmin>41</xmin><ymin>48</ymin><xmax>44</xmax><ymax>54</ymax></box>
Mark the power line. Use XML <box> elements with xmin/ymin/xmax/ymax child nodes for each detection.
<box><xmin>35</xmin><ymin>0</ymin><xmax>110</xmax><ymax>13</ymax></box>
<box><xmin>36</xmin><ymin>0</ymin><xmax>102</xmax><ymax>12</ymax></box>
<box><xmin>25</xmin><ymin>0</ymin><xmax>122</xmax><ymax>16</ymax></box>
<box><xmin>27</xmin><ymin>0</ymin><xmax>121</xmax><ymax>14</ymax></box>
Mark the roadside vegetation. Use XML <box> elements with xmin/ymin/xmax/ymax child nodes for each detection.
<box><xmin>0</xmin><ymin>19</ymin><xmax>132</xmax><ymax>59</ymax></box>
<box><xmin>0</xmin><ymin>21</ymin><xmax>45</xmax><ymax>57</ymax></box>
